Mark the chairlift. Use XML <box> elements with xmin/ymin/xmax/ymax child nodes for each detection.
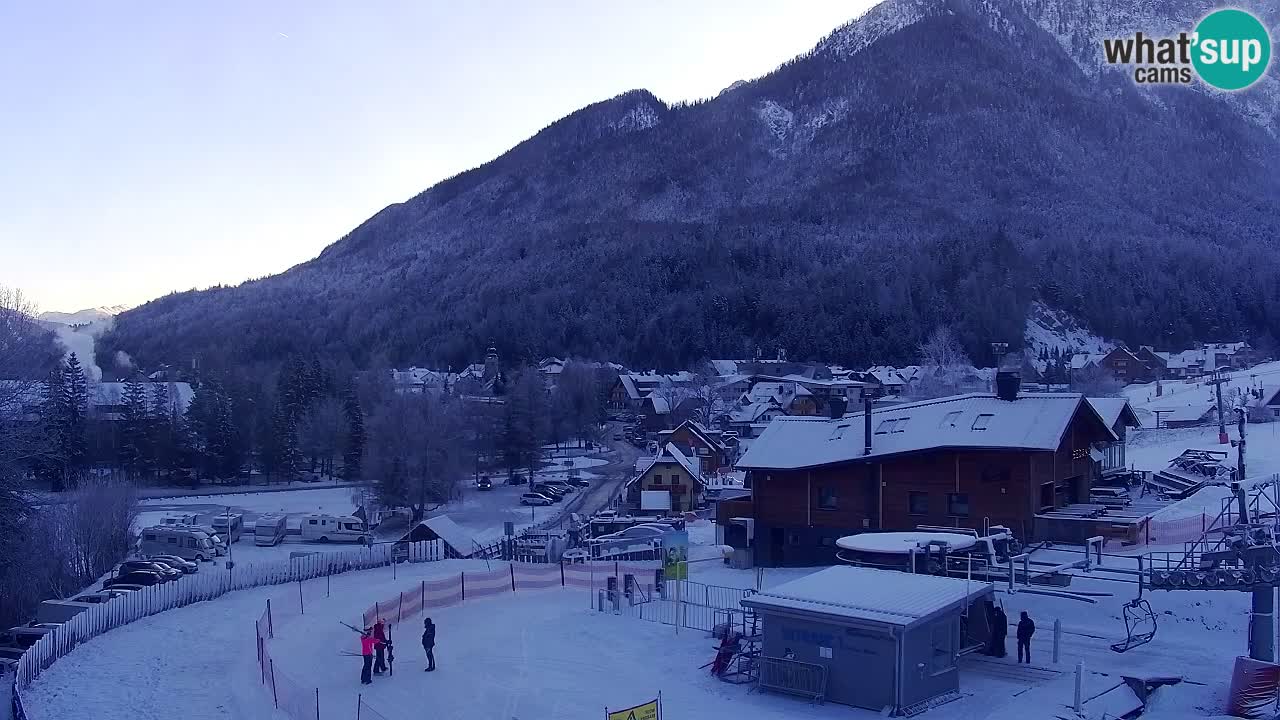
<box><xmin>1110</xmin><ymin>598</ymin><xmax>1157</xmax><ymax>653</ymax></box>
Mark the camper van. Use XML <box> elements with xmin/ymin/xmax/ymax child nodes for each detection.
<box><xmin>138</xmin><ymin>526</ymin><xmax>217</xmax><ymax>562</ymax></box>
<box><xmin>211</xmin><ymin>512</ymin><xmax>244</xmax><ymax>543</ymax></box>
<box><xmin>161</xmin><ymin>513</ymin><xmax>198</xmax><ymax>527</ymax></box>
<box><xmin>300</xmin><ymin>515</ymin><xmax>367</xmax><ymax>544</ymax></box>
<box><xmin>254</xmin><ymin>514</ymin><xmax>287</xmax><ymax>546</ymax></box>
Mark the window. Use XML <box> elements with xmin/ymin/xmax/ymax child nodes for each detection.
<box><xmin>939</xmin><ymin>411</ymin><xmax>962</xmax><ymax>429</ymax></box>
<box><xmin>653</xmin><ymin>474</ymin><xmax>663</xmax><ymax>484</ymax></box>
<box><xmin>309</xmin><ymin>519</ymin><xmax>318</xmax><ymax>525</ymax></box>
<box><xmin>829</xmin><ymin>423</ymin><xmax>850</xmax><ymax>440</ymax></box>
<box><xmin>167</xmin><ymin>536</ymin><xmax>177</xmax><ymax>544</ymax></box>
<box><xmin>971</xmin><ymin>414</ymin><xmax>994</xmax><ymax>430</ymax></box>
<box><xmin>875</xmin><ymin>417</ymin><xmax>909</xmax><ymax>434</ymax></box>
<box><xmin>947</xmin><ymin>493</ymin><xmax>970</xmax><ymax>517</ymax></box>
<box><xmin>144</xmin><ymin>534</ymin><xmax>156</xmax><ymax>542</ymax></box>
<box><xmin>909</xmin><ymin>492</ymin><xmax>929</xmax><ymax>515</ymax></box>
<box><xmin>931</xmin><ymin>621</ymin><xmax>956</xmax><ymax>674</ymax></box>
<box><xmin>817</xmin><ymin>487</ymin><xmax>838</xmax><ymax>510</ymax></box>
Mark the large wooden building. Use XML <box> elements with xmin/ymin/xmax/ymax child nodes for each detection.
<box><xmin>729</xmin><ymin>374</ymin><xmax>1117</xmax><ymax>566</ymax></box>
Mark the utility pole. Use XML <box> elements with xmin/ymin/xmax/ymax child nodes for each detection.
<box><xmin>1238</xmin><ymin>408</ymin><xmax>1247</xmax><ymax>483</ymax></box>
<box><xmin>1208</xmin><ymin>371</ymin><xmax>1229</xmax><ymax>444</ymax></box>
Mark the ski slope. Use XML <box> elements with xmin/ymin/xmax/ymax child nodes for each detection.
<box><xmin>19</xmin><ymin>544</ymin><xmax>1257</xmax><ymax>720</ymax></box>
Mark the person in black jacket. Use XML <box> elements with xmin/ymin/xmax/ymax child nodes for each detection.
<box><xmin>1016</xmin><ymin>611</ymin><xmax>1036</xmax><ymax>664</ymax></box>
<box><xmin>992</xmin><ymin>606</ymin><xmax>1008</xmax><ymax>658</ymax></box>
<box><xmin>422</xmin><ymin>617</ymin><xmax>436</xmax><ymax>672</ymax></box>
<box><xmin>373</xmin><ymin>619</ymin><xmax>387</xmax><ymax>675</ymax></box>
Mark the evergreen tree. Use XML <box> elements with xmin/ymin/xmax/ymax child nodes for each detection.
<box><xmin>35</xmin><ymin>367</ymin><xmax>67</xmax><ymax>490</ymax></box>
<box><xmin>120</xmin><ymin>376</ymin><xmax>149</xmax><ymax>477</ymax></box>
<box><xmin>341</xmin><ymin>381</ymin><xmax>365</xmax><ymax>481</ymax></box>
<box><xmin>62</xmin><ymin>353</ymin><xmax>88</xmax><ymax>484</ymax></box>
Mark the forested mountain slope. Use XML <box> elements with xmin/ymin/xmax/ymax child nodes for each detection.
<box><xmin>100</xmin><ymin>0</ymin><xmax>1280</xmax><ymax>373</ymax></box>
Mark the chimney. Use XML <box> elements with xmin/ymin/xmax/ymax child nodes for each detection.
<box><xmin>828</xmin><ymin>396</ymin><xmax>847</xmax><ymax>419</ymax></box>
<box><xmin>863</xmin><ymin>397</ymin><xmax>873</xmax><ymax>456</ymax></box>
<box><xmin>995</xmin><ymin>357</ymin><xmax>1021</xmax><ymax>401</ymax></box>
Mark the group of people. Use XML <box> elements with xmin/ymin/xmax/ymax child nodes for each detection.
<box><xmin>358</xmin><ymin>617</ymin><xmax>437</xmax><ymax>685</ymax></box>
<box><xmin>985</xmin><ymin>602</ymin><xmax>1036</xmax><ymax>664</ymax></box>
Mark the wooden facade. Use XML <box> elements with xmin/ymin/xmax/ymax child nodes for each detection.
<box><xmin>742</xmin><ymin>402</ymin><xmax>1109</xmax><ymax>566</ymax></box>
<box><xmin>665</xmin><ymin>422</ymin><xmax>728</xmax><ymax>475</ymax></box>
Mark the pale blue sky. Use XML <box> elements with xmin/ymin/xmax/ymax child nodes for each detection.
<box><xmin>0</xmin><ymin>1</ymin><xmax>872</xmax><ymax>312</ymax></box>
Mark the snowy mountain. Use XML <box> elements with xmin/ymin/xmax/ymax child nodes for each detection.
<box><xmin>39</xmin><ymin>306</ymin><xmax>128</xmax><ymax>327</ymax></box>
<box><xmin>1023</xmin><ymin>302</ymin><xmax>1113</xmax><ymax>359</ymax></box>
<box><xmin>101</xmin><ymin>0</ymin><xmax>1280</xmax><ymax>373</ymax></box>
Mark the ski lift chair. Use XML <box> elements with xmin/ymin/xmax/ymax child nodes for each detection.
<box><xmin>1110</xmin><ymin>598</ymin><xmax>1158</xmax><ymax>653</ymax></box>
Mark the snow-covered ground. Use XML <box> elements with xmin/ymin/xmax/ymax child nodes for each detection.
<box><xmin>20</xmin><ymin>539</ymin><xmax>1256</xmax><ymax>720</ymax></box>
<box><xmin>1124</xmin><ymin>361</ymin><xmax>1280</xmax><ymax>424</ymax></box>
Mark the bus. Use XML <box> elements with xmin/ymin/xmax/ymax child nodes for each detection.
<box><xmin>254</xmin><ymin>514</ymin><xmax>287</xmax><ymax>546</ymax></box>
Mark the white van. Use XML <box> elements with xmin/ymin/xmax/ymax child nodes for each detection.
<box><xmin>139</xmin><ymin>526</ymin><xmax>217</xmax><ymax>562</ymax></box>
<box><xmin>212</xmin><ymin>512</ymin><xmax>244</xmax><ymax>543</ymax></box>
<box><xmin>161</xmin><ymin>513</ymin><xmax>198</xmax><ymax>527</ymax></box>
<box><xmin>300</xmin><ymin>515</ymin><xmax>367</xmax><ymax>544</ymax></box>
<box><xmin>254</xmin><ymin>514</ymin><xmax>287</xmax><ymax>546</ymax></box>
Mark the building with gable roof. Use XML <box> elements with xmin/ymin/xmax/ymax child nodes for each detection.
<box><xmin>729</xmin><ymin>372</ymin><xmax>1116</xmax><ymax>566</ymax></box>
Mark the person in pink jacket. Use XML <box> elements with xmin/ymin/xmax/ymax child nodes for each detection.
<box><xmin>360</xmin><ymin>631</ymin><xmax>377</xmax><ymax>685</ymax></box>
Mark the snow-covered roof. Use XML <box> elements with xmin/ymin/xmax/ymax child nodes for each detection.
<box><xmin>741</xmin><ymin>566</ymin><xmax>993</xmax><ymax>628</ymax></box>
<box><xmin>1086</xmin><ymin>397</ymin><xmax>1140</xmax><ymax>430</ymax></box>
<box><xmin>1069</xmin><ymin>353</ymin><xmax>1104</xmax><ymax>370</ymax></box>
<box><xmin>835</xmin><ymin>531</ymin><xmax>977</xmax><ymax>555</ymax></box>
<box><xmin>710</xmin><ymin>359</ymin><xmax>740</xmax><ymax>377</ymax></box>
<box><xmin>627</xmin><ymin>443</ymin><xmax>703</xmax><ymax>488</ymax></box>
<box><xmin>737</xmin><ymin>392</ymin><xmax>1114</xmax><ymax>470</ymax></box>
<box><xmin>1164</xmin><ymin>404</ymin><xmax>1215</xmax><ymax>423</ymax></box>
<box><xmin>618</xmin><ymin>374</ymin><xmax>642</xmax><ymax>400</ymax></box>
<box><xmin>413</xmin><ymin>515</ymin><xmax>478</xmax><ymax>556</ymax></box>
<box><xmin>728</xmin><ymin>401</ymin><xmax>779</xmax><ymax>423</ymax></box>
<box><xmin>675</xmin><ymin>420</ymin><xmax>725</xmax><ymax>451</ymax></box>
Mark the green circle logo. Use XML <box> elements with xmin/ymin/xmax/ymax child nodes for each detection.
<box><xmin>1192</xmin><ymin>9</ymin><xmax>1272</xmax><ymax>91</ymax></box>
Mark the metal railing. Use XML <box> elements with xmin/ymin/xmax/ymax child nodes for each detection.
<box><xmin>757</xmin><ymin>656</ymin><xmax>827</xmax><ymax>703</ymax></box>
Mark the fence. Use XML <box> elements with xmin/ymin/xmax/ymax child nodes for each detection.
<box><xmin>14</xmin><ymin>539</ymin><xmax>441</xmax><ymax>695</ymax></box>
<box><xmin>251</xmin><ymin>559</ymin><xmax>661</xmax><ymax>720</ymax></box>
<box><xmin>1140</xmin><ymin>513</ymin><xmax>1210</xmax><ymax>545</ymax></box>
<box><xmin>757</xmin><ymin>656</ymin><xmax>828</xmax><ymax>703</ymax></box>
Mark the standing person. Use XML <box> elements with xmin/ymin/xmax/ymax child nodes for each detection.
<box><xmin>1017</xmin><ymin>611</ymin><xmax>1036</xmax><ymax>664</ymax></box>
<box><xmin>359</xmin><ymin>630</ymin><xmax>376</xmax><ymax>685</ymax></box>
<box><xmin>373</xmin><ymin>619</ymin><xmax>387</xmax><ymax>675</ymax></box>
<box><xmin>422</xmin><ymin>618</ymin><xmax>436</xmax><ymax>672</ymax></box>
<box><xmin>992</xmin><ymin>606</ymin><xmax>1008</xmax><ymax>658</ymax></box>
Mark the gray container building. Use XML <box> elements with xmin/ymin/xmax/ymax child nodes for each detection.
<box><xmin>741</xmin><ymin>566</ymin><xmax>993</xmax><ymax>714</ymax></box>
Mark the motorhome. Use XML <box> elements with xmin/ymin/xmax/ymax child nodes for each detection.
<box><xmin>138</xmin><ymin>526</ymin><xmax>217</xmax><ymax>562</ymax></box>
<box><xmin>211</xmin><ymin>512</ymin><xmax>244</xmax><ymax>543</ymax></box>
<box><xmin>254</xmin><ymin>514</ymin><xmax>287</xmax><ymax>546</ymax></box>
<box><xmin>161</xmin><ymin>513</ymin><xmax>198</xmax><ymax>527</ymax></box>
<box><xmin>300</xmin><ymin>514</ymin><xmax>367</xmax><ymax>544</ymax></box>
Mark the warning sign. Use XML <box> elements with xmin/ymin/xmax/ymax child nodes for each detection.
<box><xmin>606</xmin><ymin>697</ymin><xmax>659</xmax><ymax>720</ymax></box>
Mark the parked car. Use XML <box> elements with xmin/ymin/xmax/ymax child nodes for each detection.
<box><xmin>520</xmin><ymin>493</ymin><xmax>554</xmax><ymax>506</ymax></box>
<box><xmin>118</xmin><ymin>560</ymin><xmax>181</xmax><ymax>580</ymax></box>
<box><xmin>541</xmin><ymin>480</ymin><xmax>575</xmax><ymax>494</ymax></box>
<box><xmin>73</xmin><ymin>590</ymin><xmax>127</xmax><ymax>604</ymax></box>
<box><xmin>567</xmin><ymin>477</ymin><xmax>591</xmax><ymax>488</ymax></box>
<box><xmin>0</xmin><ymin>626</ymin><xmax>51</xmax><ymax>649</ymax></box>
<box><xmin>0</xmin><ymin>648</ymin><xmax>25</xmax><ymax>662</ymax></box>
<box><xmin>531</xmin><ymin>484</ymin><xmax>566</xmax><ymax>501</ymax></box>
<box><xmin>99</xmin><ymin>583</ymin><xmax>146</xmax><ymax>593</ymax></box>
<box><xmin>476</xmin><ymin>477</ymin><xmax>493</xmax><ymax>491</ymax></box>
<box><xmin>103</xmin><ymin>571</ymin><xmax>165</xmax><ymax>589</ymax></box>
<box><xmin>146</xmin><ymin>555</ymin><xmax>198</xmax><ymax>573</ymax></box>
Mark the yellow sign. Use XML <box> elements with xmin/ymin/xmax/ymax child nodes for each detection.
<box><xmin>607</xmin><ymin>698</ymin><xmax>659</xmax><ymax>720</ymax></box>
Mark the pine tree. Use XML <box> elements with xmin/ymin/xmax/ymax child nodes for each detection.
<box><xmin>36</xmin><ymin>367</ymin><xmax>68</xmax><ymax>490</ymax></box>
<box><xmin>62</xmin><ymin>353</ymin><xmax>88</xmax><ymax>484</ymax></box>
<box><xmin>341</xmin><ymin>381</ymin><xmax>365</xmax><ymax>481</ymax></box>
<box><xmin>120</xmin><ymin>376</ymin><xmax>149</xmax><ymax>477</ymax></box>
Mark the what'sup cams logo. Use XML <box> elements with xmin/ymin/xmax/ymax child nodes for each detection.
<box><xmin>1102</xmin><ymin>8</ymin><xmax>1272</xmax><ymax>90</ymax></box>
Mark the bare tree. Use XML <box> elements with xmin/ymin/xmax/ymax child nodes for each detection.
<box><xmin>368</xmin><ymin>393</ymin><xmax>466</xmax><ymax>521</ymax></box>
<box><xmin>913</xmin><ymin>326</ymin><xmax>975</xmax><ymax>398</ymax></box>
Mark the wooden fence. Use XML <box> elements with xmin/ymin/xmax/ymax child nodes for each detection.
<box><xmin>14</xmin><ymin>540</ymin><xmax>442</xmax><ymax>693</ymax></box>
